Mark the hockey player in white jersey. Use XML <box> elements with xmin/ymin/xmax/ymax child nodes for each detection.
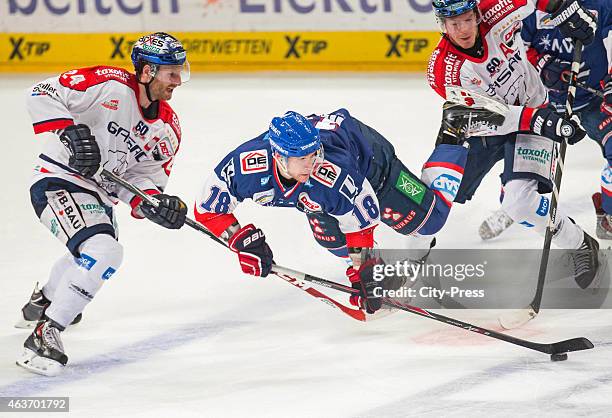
<box><xmin>16</xmin><ymin>32</ymin><xmax>189</xmax><ymax>376</ymax></box>
<box><xmin>427</xmin><ymin>0</ymin><xmax>600</xmax><ymax>289</ymax></box>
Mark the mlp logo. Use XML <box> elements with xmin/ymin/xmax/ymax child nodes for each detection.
<box><xmin>432</xmin><ymin>174</ymin><xmax>460</xmax><ymax>199</ymax></box>
<box><xmin>240</xmin><ymin>150</ymin><xmax>268</xmax><ymax>174</ymax></box>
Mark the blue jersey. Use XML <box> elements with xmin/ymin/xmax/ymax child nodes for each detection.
<box><xmin>195</xmin><ymin>109</ymin><xmax>383</xmax><ymax>240</ymax></box>
<box><xmin>521</xmin><ymin>0</ymin><xmax>611</xmax><ymax>110</ymax></box>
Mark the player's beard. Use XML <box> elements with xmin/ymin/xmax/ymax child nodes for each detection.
<box><xmin>150</xmin><ymin>80</ymin><xmax>176</xmax><ymax>101</ymax></box>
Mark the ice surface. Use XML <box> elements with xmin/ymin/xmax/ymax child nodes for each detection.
<box><xmin>1</xmin><ymin>73</ymin><xmax>611</xmax><ymax>417</ymax></box>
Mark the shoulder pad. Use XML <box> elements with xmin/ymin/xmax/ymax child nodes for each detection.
<box><xmin>158</xmin><ymin>101</ymin><xmax>181</xmax><ymax>140</ymax></box>
<box><xmin>58</xmin><ymin>66</ymin><xmax>135</xmax><ymax>92</ymax></box>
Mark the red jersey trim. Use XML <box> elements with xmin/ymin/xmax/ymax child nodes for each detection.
<box><xmin>33</xmin><ymin>118</ymin><xmax>73</xmax><ymax>134</ymax></box>
<box><xmin>345</xmin><ymin>225</ymin><xmax>377</xmax><ymax>249</ymax></box>
<box><xmin>194</xmin><ymin>210</ymin><xmax>238</xmax><ymax>237</ymax></box>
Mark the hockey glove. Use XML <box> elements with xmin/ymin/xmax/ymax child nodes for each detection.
<box><xmin>347</xmin><ymin>258</ymin><xmax>383</xmax><ymax>314</ymax></box>
<box><xmin>59</xmin><ymin>124</ymin><xmax>101</xmax><ymax>178</ymax></box>
<box><xmin>536</xmin><ymin>54</ymin><xmax>571</xmax><ymax>91</ymax></box>
<box><xmin>228</xmin><ymin>224</ymin><xmax>274</xmax><ymax>277</ymax></box>
<box><xmin>140</xmin><ymin>194</ymin><xmax>187</xmax><ymax>229</ymax></box>
<box><xmin>437</xmin><ymin>101</ymin><xmax>505</xmax><ymax>144</ymax></box>
<box><xmin>529</xmin><ymin>107</ymin><xmax>586</xmax><ymax>144</ymax></box>
<box><xmin>548</xmin><ymin>0</ymin><xmax>597</xmax><ymax>45</ymax></box>
<box><xmin>601</xmin><ymin>75</ymin><xmax>612</xmax><ymax>116</ymax></box>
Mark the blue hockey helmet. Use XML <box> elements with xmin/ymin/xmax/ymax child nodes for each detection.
<box><xmin>266</xmin><ymin>111</ymin><xmax>321</xmax><ymax>158</ymax></box>
<box><xmin>432</xmin><ymin>0</ymin><xmax>478</xmax><ymax>18</ymax></box>
<box><xmin>131</xmin><ymin>32</ymin><xmax>189</xmax><ymax>82</ymax></box>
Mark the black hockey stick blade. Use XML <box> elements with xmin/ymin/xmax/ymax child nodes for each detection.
<box><xmin>549</xmin><ymin>337</ymin><xmax>594</xmax><ymax>355</ymax></box>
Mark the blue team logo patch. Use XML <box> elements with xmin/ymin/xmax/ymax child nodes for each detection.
<box><xmin>102</xmin><ymin>267</ymin><xmax>116</xmax><ymax>280</ymax></box>
<box><xmin>601</xmin><ymin>167</ymin><xmax>612</xmax><ymax>185</ymax></box>
<box><xmin>432</xmin><ymin>174</ymin><xmax>461</xmax><ymax>198</ymax></box>
<box><xmin>76</xmin><ymin>253</ymin><xmax>97</xmax><ymax>270</ymax></box>
<box><xmin>520</xmin><ymin>221</ymin><xmax>535</xmax><ymax>228</ymax></box>
<box><xmin>536</xmin><ymin>196</ymin><xmax>550</xmax><ymax>217</ymax></box>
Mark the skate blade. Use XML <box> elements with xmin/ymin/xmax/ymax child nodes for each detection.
<box><xmin>16</xmin><ymin>348</ymin><xmax>65</xmax><ymax>377</ymax></box>
<box><xmin>14</xmin><ymin>317</ymin><xmax>37</xmax><ymax>329</ymax></box>
<box><xmin>498</xmin><ymin>307</ymin><xmax>537</xmax><ymax>330</ymax></box>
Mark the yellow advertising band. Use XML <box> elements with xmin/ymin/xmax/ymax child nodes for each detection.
<box><xmin>0</xmin><ymin>31</ymin><xmax>440</xmax><ymax>72</ymax></box>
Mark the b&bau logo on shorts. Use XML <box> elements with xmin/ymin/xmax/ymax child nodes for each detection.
<box><xmin>517</xmin><ymin>146</ymin><xmax>551</xmax><ymax>164</ymax></box>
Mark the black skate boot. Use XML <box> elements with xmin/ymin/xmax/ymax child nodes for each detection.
<box><xmin>17</xmin><ymin>319</ymin><xmax>68</xmax><ymax>376</ymax></box>
<box><xmin>15</xmin><ymin>283</ymin><xmax>82</xmax><ymax>329</ymax></box>
<box><xmin>570</xmin><ymin>232</ymin><xmax>600</xmax><ymax>289</ymax></box>
<box><xmin>592</xmin><ymin>192</ymin><xmax>612</xmax><ymax>240</ymax></box>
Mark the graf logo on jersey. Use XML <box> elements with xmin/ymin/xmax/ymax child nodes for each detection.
<box><xmin>253</xmin><ymin>189</ymin><xmax>275</xmax><ymax>206</ymax></box>
<box><xmin>240</xmin><ymin>150</ymin><xmax>268</xmax><ymax>174</ymax></box>
<box><xmin>297</xmin><ymin>192</ymin><xmax>322</xmax><ymax>213</ymax></box>
<box><xmin>312</xmin><ymin>161</ymin><xmax>341</xmax><ymax>188</ymax></box>
<box><xmin>107</xmin><ymin>121</ymin><xmax>146</xmax><ymax>162</ymax></box>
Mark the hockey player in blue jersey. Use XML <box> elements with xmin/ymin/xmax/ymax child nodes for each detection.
<box><xmin>195</xmin><ymin>108</ymin><xmax>474</xmax><ymax>314</ymax></box>
<box><xmin>478</xmin><ymin>0</ymin><xmax>612</xmax><ymax>240</ymax></box>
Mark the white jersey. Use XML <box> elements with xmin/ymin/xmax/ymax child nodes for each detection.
<box><xmin>26</xmin><ymin>66</ymin><xmax>182</xmax><ymax>210</ymax></box>
<box><xmin>427</xmin><ymin>0</ymin><xmax>552</xmax><ymax>135</ymax></box>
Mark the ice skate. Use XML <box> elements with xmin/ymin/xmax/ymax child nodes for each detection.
<box><xmin>478</xmin><ymin>209</ymin><xmax>514</xmax><ymax>240</ymax></box>
<box><xmin>17</xmin><ymin>319</ymin><xmax>68</xmax><ymax>376</ymax></box>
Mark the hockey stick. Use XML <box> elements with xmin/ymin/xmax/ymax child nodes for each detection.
<box><xmin>499</xmin><ymin>40</ymin><xmax>584</xmax><ymax>330</ymax></box>
<box><xmin>271</xmin><ymin>264</ymin><xmax>593</xmax><ymax>358</ymax></box>
<box><xmin>101</xmin><ymin>169</ymin><xmax>366</xmax><ymax>322</ymax></box>
<box><xmin>102</xmin><ymin>171</ymin><xmax>594</xmax><ymax>356</ymax></box>
<box><xmin>104</xmin><ymin>169</ymin><xmax>594</xmax><ymax>356</ymax></box>
<box><xmin>560</xmin><ymin>73</ymin><xmax>605</xmax><ymax>99</ymax></box>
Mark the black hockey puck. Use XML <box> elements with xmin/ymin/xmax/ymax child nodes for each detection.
<box><xmin>550</xmin><ymin>353</ymin><xmax>568</xmax><ymax>362</ymax></box>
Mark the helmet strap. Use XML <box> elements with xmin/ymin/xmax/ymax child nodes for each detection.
<box><xmin>272</xmin><ymin>152</ymin><xmax>291</xmax><ymax>179</ymax></box>
<box><xmin>137</xmin><ymin>62</ymin><xmax>159</xmax><ymax>103</ymax></box>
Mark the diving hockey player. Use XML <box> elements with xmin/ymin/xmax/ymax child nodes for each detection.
<box><xmin>16</xmin><ymin>32</ymin><xmax>189</xmax><ymax>376</ymax></box>
<box><xmin>194</xmin><ymin>108</ymin><xmax>494</xmax><ymax>315</ymax></box>
<box><xmin>427</xmin><ymin>0</ymin><xmax>600</xmax><ymax>289</ymax></box>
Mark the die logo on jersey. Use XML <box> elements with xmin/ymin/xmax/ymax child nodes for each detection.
<box><xmin>312</xmin><ymin>161</ymin><xmax>341</xmax><ymax>187</ymax></box>
<box><xmin>240</xmin><ymin>150</ymin><xmax>268</xmax><ymax>174</ymax></box>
